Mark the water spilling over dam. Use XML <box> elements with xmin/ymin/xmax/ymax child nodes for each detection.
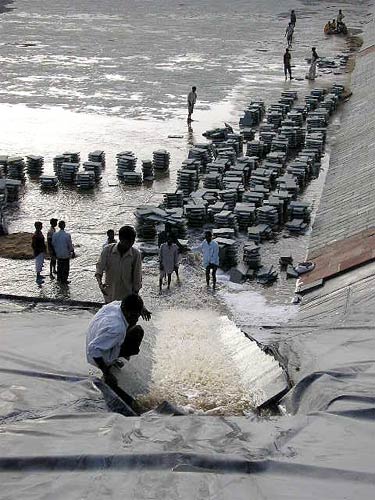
<box><xmin>114</xmin><ymin>308</ymin><xmax>285</xmax><ymax>415</ymax></box>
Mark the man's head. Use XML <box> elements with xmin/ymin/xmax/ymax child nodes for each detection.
<box><xmin>50</xmin><ymin>218</ymin><xmax>58</xmax><ymax>228</ymax></box>
<box><xmin>285</xmin><ymin>48</ymin><xmax>289</xmax><ymax>54</ymax></box>
<box><xmin>291</xmin><ymin>9</ymin><xmax>295</xmax><ymax>14</ymax></box>
<box><xmin>34</xmin><ymin>221</ymin><xmax>43</xmax><ymax>231</ymax></box>
<box><xmin>167</xmin><ymin>234</ymin><xmax>174</xmax><ymax>246</ymax></box>
<box><xmin>205</xmin><ymin>230</ymin><xmax>212</xmax><ymax>243</ymax></box>
<box><xmin>121</xmin><ymin>293</ymin><xmax>144</xmax><ymax>326</ymax></box>
<box><xmin>339</xmin><ymin>9</ymin><xmax>342</xmax><ymax>13</ymax></box>
<box><xmin>58</xmin><ymin>220</ymin><xmax>66</xmax><ymax>230</ymax></box>
<box><xmin>118</xmin><ymin>225</ymin><xmax>136</xmax><ymax>253</ymax></box>
<box><xmin>107</xmin><ymin>229</ymin><xmax>115</xmax><ymax>241</ymax></box>
<box><xmin>192</xmin><ymin>86</ymin><xmax>196</xmax><ymax>92</ymax></box>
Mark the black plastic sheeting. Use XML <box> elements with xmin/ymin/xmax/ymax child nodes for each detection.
<box><xmin>1</xmin><ymin>294</ymin><xmax>375</xmax><ymax>499</ymax></box>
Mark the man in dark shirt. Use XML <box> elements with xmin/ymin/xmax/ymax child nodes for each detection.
<box><xmin>47</xmin><ymin>218</ymin><xmax>58</xmax><ymax>278</ymax></box>
<box><xmin>283</xmin><ymin>48</ymin><xmax>292</xmax><ymax>80</ymax></box>
<box><xmin>31</xmin><ymin>221</ymin><xmax>47</xmax><ymax>283</ymax></box>
<box><xmin>290</xmin><ymin>10</ymin><xmax>296</xmax><ymax>27</ymax></box>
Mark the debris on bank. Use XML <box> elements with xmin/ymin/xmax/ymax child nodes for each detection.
<box><xmin>0</xmin><ymin>232</ymin><xmax>34</xmax><ymax>259</ymax></box>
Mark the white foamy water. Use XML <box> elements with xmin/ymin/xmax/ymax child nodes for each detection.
<box><xmin>136</xmin><ymin>309</ymin><xmax>283</xmax><ymax>415</ymax></box>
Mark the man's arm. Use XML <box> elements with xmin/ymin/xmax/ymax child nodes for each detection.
<box><xmin>67</xmin><ymin>233</ymin><xmax>75</xmax><ymax>258</ymax></box>
<box><xmin>174</xmin><ymin>245</ymin><xmax>179</xmax><ymax>267</ymax></box>
<box><xmin>93</xmin><ymin>356</ymin><xmax>117</xmax><ymax>386</ymax></box>
<box><xmin>130</xmin><ymin>250</ymin><xmax>151</xmax><ymax>321</ymax></box>
<box><xmin>132</xmin><ymin>250</ymin><xmax>142</xmax><ymax>294</ymax></box>
<box><xmin>159</xmin><ymin>245</ymin><xmax>164</xmax><ymax>271</ymax></box>
<box><xmin>95</xmin><ymin>246</ymin><xmax>108</xmax><ymax>291</ymax></box>
<box><xmin>214</xmin><ymin>242</ymin><xmax>220</xmax><ymax>265</ymax></box>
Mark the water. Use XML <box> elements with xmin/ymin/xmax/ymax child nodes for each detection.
<box><xmin>0</xmin><ymin>0</ymin><xmax>368</xmax><ymax>413</ymax></box>
<box><xmin>113</xmin><ymin>308</ymin><xmax>284</xmax><ymax>415</ymax></box>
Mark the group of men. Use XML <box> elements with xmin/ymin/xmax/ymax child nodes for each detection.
<box><xmin>283</xmin><ymin>10</ymin><xmax>297</xmax><ymax>80</ymax></box>
<box><xmin>282</xmin><ymin>10</ymin><xmax>322</xmax><ymax>81</ymax></box>
<box><xmin>283</xmin><ymin>9</ymin><xmax>346</xmax><ymax>81</ymax></box>
<box><xmin>31</xmin><ymin>218</ymin><xmax>75</xmax><ymax>284</ymax></box>
<box><xmin>324</xmin><ymin>10</ymin><xmax>346</xmax><ymax>34</ymax></box>
<box><xmin>95</xmin><ymin>225</ymin><xmax>220</xmax><ymax>297</ymax></box>
<box><xmin>285</xmin><ymin>10</ymin><xmax>296</xmax><ymax>49</ymax></box>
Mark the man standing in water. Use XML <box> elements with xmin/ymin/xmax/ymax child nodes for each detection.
<box><xmin>96</xmin><ymin>225</ymin><xmax>152</xmax><ymax>320</ymax></box>
<box><xmin>86</xmin><ymin>294</ymin><xmax>145</xmax><ymax>402</ymax></box>
<box><xmin>47</xmin><ymin>218</ymin><xmax>58</xmax><ymax>278</ymax></box>
<box><xmin>285</xmin><ymin>23</ymin><xmax>294</xmax><ymax>48</ymax></box>
<box><xmin>200</xmin><ymin>230</ymin><xmax>220</xmax><ymax>290</ymax></box>
<box><xmin>103</xmin><ymin>229</ymin><xmax>116</xmax><ymax>248</ymax></box>
<box><xmin>337</xmin><ymin>9</ymin><xmax>344</xmax><ymax>25</ymax></box>
<box><xmin>308</xmin><ymin>47</ymin><xmax>319</xmax><ymax>80</ymax></box>
<box><xmin>96</xmin><ymin>225</ymin><xmax>142</xmax><ymax>303</ymax></box>
<box><xmin>159</xmin><ymin>235</ymin><xmax>179</xmax><ymax>292</ymax></box>
<box><xmin>187</xmin><ymin>86</ymin><xmax>197</xmax><ymax>122</ymax></box>
<box><xmin>290</xmin><ymin>9</ymin><xmax>296</xmax><ymax>27</ymax></box>
<box><xmin>283</xmin><ymin>48</ymin><xmax>292</xmax><ymax>80</ymax></box>
<box><xmin>52</xmin><ymin>220</ymin><xmax>75</xmax><ymax>284</ymax></box>
<box><xmin>31</xmin><ymin>221</ymin><xmax>46</xmax><ymax>283</ymax></box>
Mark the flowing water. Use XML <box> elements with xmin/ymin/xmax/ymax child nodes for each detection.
<box><xmin>0</xmin><ymin>0</ymin><xmax>368</xmax><ymax>413</ymax></box>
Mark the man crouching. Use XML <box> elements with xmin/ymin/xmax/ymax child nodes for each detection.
<box><xmin>86</xmin><ymin>294</ymin><xmax>146</xmax><ymax>394</ymax></box>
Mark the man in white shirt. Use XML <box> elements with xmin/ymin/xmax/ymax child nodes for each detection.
<box><xmin>159</xmin><ymin>235</ymin><xmax>179</xmax><ymax>292</ymax></box>
<box><xmin>86</xmin><ymin>294</ymin><xmax>145</xmax><ymax>391</ymax></box>
<box><xmin>285</xmin><ymin>22</ymin><xmax>294</xmax><ymax>48</ymax></box>
<box><xmin>200</xmin><ymin>230</ymin><xmax>220</xmax><ymax>290</ymax></box>
<box><xmin>187</xmin><ymin>86</ymin><xmax>197</xmax><ymax>122</ymax></box>
<box><xmin>51</xmin><ymin>220</ymin><xmax>75</xmax><ymax>284</ymax></box>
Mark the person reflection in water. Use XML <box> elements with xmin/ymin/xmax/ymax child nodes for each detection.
<box><xmin>187</xmin><ymin>122</ymin><xmax>195</xmax><ymax>146</ymax></box>
<box><xmin>86</xmin><ymin>294</ymin><xmax>146</xmax><ymax>406</ymax></box>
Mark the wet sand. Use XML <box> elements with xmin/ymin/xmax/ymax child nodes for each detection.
<box><xmin>0</xmin><ymin>232</ymin><xmax>34</xmax><ymax>259</ymax></box>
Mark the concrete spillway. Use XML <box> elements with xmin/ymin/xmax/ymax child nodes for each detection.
<box><xmin>0</xmin><ymin>301</ymin><xmax>286</xmax><ymax>420</ymax></box>
<box><xmin>115</xmin><ymin>308</ymin><xmax>286</xmax><ymax>414</ymax></box>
